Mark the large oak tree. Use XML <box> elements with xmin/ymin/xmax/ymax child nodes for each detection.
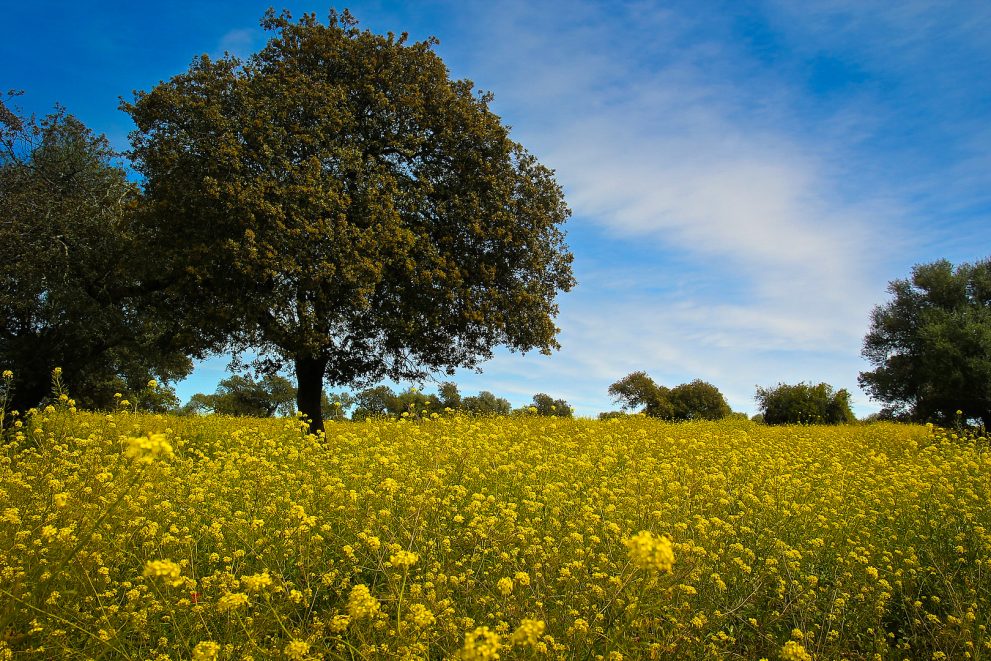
<box><xmin>860</xmin><ymin>258</ymin><xmax>991</xmax><ymax>427</ymax></box>
<box><xmin>125</xmin><ymin>10</ymin><xmax>574</xmax><ymax>432</ymax></box>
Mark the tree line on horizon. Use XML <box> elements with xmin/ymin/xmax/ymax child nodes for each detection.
<box><xmin>175</xmin><ymin>375</ymin><xmax>571</xmax><ymax>421</ymax></box>
<box><xmin>2</xmin><ymin>8</ymin><xmax>990</xmax><ymax>432</ymax></box>
<box><xmin>166</xmin><ymin>370</ymin><xmax>857</xmax><ymax>425</ymax></box>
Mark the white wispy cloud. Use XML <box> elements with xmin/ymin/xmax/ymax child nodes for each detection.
<box><xmin>422</xmin><ymin>0</ymin><xmax>906</xmax><ymax>415</ymax></box>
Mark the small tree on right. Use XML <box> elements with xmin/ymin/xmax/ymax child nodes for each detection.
<box><xmin>859</xmin><ymin>258</ymin><xmax>991</xmax><ymax>428</ymax></box>
<box><xmin>755</xmin><ymin>382</ymin><xmax>854</xmax><ymax>425</ymax></box>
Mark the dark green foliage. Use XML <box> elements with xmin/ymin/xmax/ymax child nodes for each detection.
<box><xmin>859</xmin><ymin>258</ymin><xmax>991</xmax><ymax>428</ymax></box>
<box><xmin>529</xmin><ymin>393</ymin><xmax>572</xmax><ymax>417</ymax></box>
<box><xmin>0</xmin><ymin>97</ymin><xmax>192</xmax><ymax>413</ymax></box>
<box><xmin>438</xmin><ymin>382</ymin><xmax>462</xmax><ymax>410</ymax></box>
<box><xmin>462</xmin><ymin>391</ymin><xmax>512</xmax><ymax>416</ymax></box>
<box><xmin>860</xmin><ymin>406</ymin><xmax>912</xmax><ymax>423</ymax></box>
<box><xmin>608</xmin><ymin>372</ymin><xmax>730</xmax><ymax>421</ymax></box>
<box><xmin>124</xmin><ymin>9</ymin><xmax>574</xmax><ymax>432</ymax></box>
<box><xmin>351</xmin><ymin>383</ymin><xmax>511</xmax><ymax>418</ymax></box>
<box><xmin>607</xmin><ymin>371</ymin><xmax>672</xmax><ymax>418</ymax></box>
<box><xmin>393</xmin><ymin>387</ymin><xmax>441</xmax><ymax>418</ymax></box>
<box><xmin>352</xmin><ymin>385</ymin><xmax>399</xmax><ymax>419</ymax></box>
<box><xmin>182</xmin><ymin>374</ymin><xmax>297</xmax><ymax>417</ymax></box>
<box><xmin>755</xmin><ymin>382</ymin><xmax>855</xmax><ymax>425</ymax></box>
<box><xmin>322</xmin><ymin>391</ymin><xmax>355</xmax><ymax>421</ymax></box>
<box><xmin>669</xmin><ymin>380</ymin><xmax>732</xmax><ymax>421</ymax></box>
<box><xmin>136</xmin><ymin>382</ymin><xmax>181</xmax><ymax>414</ymax></box>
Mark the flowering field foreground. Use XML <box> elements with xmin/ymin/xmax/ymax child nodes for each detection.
<box><xmin>2</xmin><ymin>411</ymin><xmax>990</xmax><ymax>660</ymax></box>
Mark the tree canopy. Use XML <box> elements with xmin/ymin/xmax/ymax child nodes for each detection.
<box><xmin>0</xmin><ymin>98</ymin><xmax>191</xmax><ymax>413</ymax></box>
<box><xmin>181</xmin><ymin>373</ymin><xmax>297</xmax><ymax>417</ymax></box>
<box><xmin>668</xmin><ymin>380</ymin><xmax>732</xmax><ymax>421</ymax></box>
<box><xmin>860</xmin><ymin>258</ymin><xmax>991</xmax><ymax>427</ymax></box>
<box><xmin>755</xmin><ymin>382</ymin><xmax>854</xmax><ymax>425</ymax></box>
<box><xmin>528</xmin><ymin>393</ymin><xmax>572</xmax><ymax>417</ymax></box>
<box><xmin>608</xmin><ymin>372</ymin><xmax>730</xmax><ymax>421</ymax></box>
<box><xmin>124</xmin><ymin>9</ymin><xmax>574</xmax><ymax>432</ymax></box>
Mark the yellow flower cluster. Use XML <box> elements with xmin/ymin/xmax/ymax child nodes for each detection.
<box><xmin>407</xmin><ymin>603</ymin><xmax>436</xmax><ymax>628</ymax></box>
<box><xmin>124</xmin><ymin>432</ymin><xmax>174</xmax><ymax>463</ymax></box>
<box><xmin>623</xmin><ymin>530</ymin><xmax>675</xmax><ymax>572</ymax></box>
<box><xmin>143</xmin><ymin>559</ymin><xmax>184</xmax><ymax>587</ymax></box>
<box><xmin>241</xmin><ymin>570</ymin><xmax>272</xmax><ymax>592</ymax></box>
<box><xmin>460</xmin><ymin>626</ymin><xmax>501</xmax><ymax>660</ymax></box>
<box><xmin>2</xmin><ymin>408</ymin><xmax>990</xmax><ymax>658</ymax></box>
<box><xmin>389</xmin><ymin>549</ymin><xmax>419</xmax><ymax>568</ymax></box>
<box><xmin>510</xmin><ymin>618</ymin><xmax>545</xmax><ymax>647</ymax></box>
<box><xmin>217</xmin><ymin>592</ymin><xmax>250</xmax><ymax>611</ymax></box>
<box><xmin>283</xmin><ymin>640</ymin><xmax>310</xmax><ymax>659</ymax></box>
<box><xmin>347</xmin><ymin>584</ymin><xmax>381</xmax><ymax>619</ymax></box>
<box><xmin>191</xmin><ymin>641</ymin><xmax>220</xmax><ymax>661</ymax></box>
<box><xmin>780</xmin><ymin>640</ymin><xmax>813</xmax><ymax>660</ymax></box>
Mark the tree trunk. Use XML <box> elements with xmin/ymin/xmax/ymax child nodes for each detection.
<box><xmin>294</xmin><ymin>354</ymin><xmax>327</xmax><ymax>435</ymax></box>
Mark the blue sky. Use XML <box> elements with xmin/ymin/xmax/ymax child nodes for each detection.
<box><xmin>5</xmin><ymin>0</ymin><xmax>991</xmax><ymax>417</ymax></box>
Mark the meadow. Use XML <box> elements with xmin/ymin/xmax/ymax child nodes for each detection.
<box><xmin>2</xmin><ymin>403</ymin><xmax>990</xmax><ymax>660</ymax></box>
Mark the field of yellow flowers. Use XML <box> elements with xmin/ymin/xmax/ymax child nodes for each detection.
<box><xmin>2</xmin><ymin>403</ymin><xmax>990</xmax><ymax>660</ymax></box>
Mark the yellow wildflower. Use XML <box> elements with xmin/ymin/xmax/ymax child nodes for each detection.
<box><xmin>191</xmin><ymin>641</ymin><xmax>220</xmax><ymax>661</ymax></box>
<box><xmin>144</xmin><ymin>559</ymin><xmax>184</xmax><ymax>587</ymax></box>
<box><xmin>460</xmin><ymin>626</ymin><xmax>501</xmax><ymax>660</ymax></box>
<box><xmin>125</xmin><ymin>433</ymin><xmax>173</xmax><ymax>463</ymax></box>
<box><xmin>241</xmin><ymin>570</ymin><xmax>273</xmax><ymax>592</ymax></box>
<box><xmin>347</xmin><ymin>584</ymin><xmax>381</xmax><ymax>619</ymax></box>
<box><xmin>389</xmin><ymin>550</ymin><xmax>419</xmax><ymax>568</ymax></box>
<box><xmin>329</xmin><ymin>614</ymin><xmax>350</xmax><ymax>632</ymax></box>
<box><xmin>510</xmin><ymin>619</ymin><xmax>545</xmax><ymax>647</ymax></box>
<box><xmin>217</xmin><ymin>592</ymin><xmax>250</xmax><ymax>611</ymax></box>
<box><xmin>284</xmin><ymin>640</ymin><xmax>309</xmax><ymax>659</ymax></box>
<box><xmin>780</xmin><ymin>640</ymin><xmax>813</xmax><ymax>661</ymax></box>
<box><xmin>408</xmin><ymin>603</ymin><xmax>436</xmax><ymax>628</ymax></box>
<box><xmin>624</xmin><ymin>531</ymin><xmax>675</xmax><ymax>572</ymax></box>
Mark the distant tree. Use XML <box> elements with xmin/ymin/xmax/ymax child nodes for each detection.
<box><xmin>609</xmin><ymin>372</ymin><xmax>730</xmax><ymax>421</ymax></box>
<box><xmin>669</xmin><ymin>380</ymin><xmax>731</xmax><ymax>421</ymax></box>
<box><xmin>125</xmin><ymin>9</ymin><xmax>574</xmax><ymax>433</ymax></box>
<box><xmin>755</xmin><ymin>382</ymin><xmax>855</xmax><ymax>425</ymax></box>
<box><xmin>860</xmin><ymin>258</ymin><xmax>991</xmax><ymax>428</ymax></box>
<box><xmin>322</xmin><ymin>391</ymin><xmax>355</xmax><ymax>421</ymax></box>
<box><xmin>438</xmin><ymin>382</ymin><xmax>462</xmax><ymax>410</ymax></box>
<box><xmin>462</xmin><ymin>391</ymin><xmax>512</xmax><ymax>416</ymax></box>
<box><xmin>185</xmin><ymin>374</ymin><xmax>297</xmax><ymax>417</ymax></box>
<box><xmin>137</xmin><ymin>380</ymin><xmax>181</xmax><ymax>414</ymax></box>
<box><xmin>529</xmin><ymin>393</ymin><xmax>572</xmax><ymax>417</ymax></box>
<box><xmin>393</xmin><ymin>387</ymin><xmax>439</xmax><ymax>417</ymax></box>
<box><xmin>607</xmin><ymin>371</ymin><xmax>673</xmax><ymax>418</ymax></box>
<box><xmin>860</xmin><ymin>405</ymin><xmax>912</xmax><ymax>423</ymax></box>
<box><xmin>178</xmin><ymin>393</ymin><xmax>216</xmax><ymax>416</ymax></box>
<box><xmin>0</xmin><ymin>97</ymin><xmax>192</xmax><ymax>412</ymax></box>
<box><xmin>352</xmin><ymin>385</ymin><xmax>399</xmax><ymax>419</ymax></box>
